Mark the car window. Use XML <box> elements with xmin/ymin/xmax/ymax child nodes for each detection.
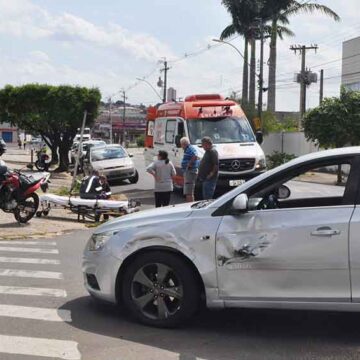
<box><xmin>91</xmin><ymin>147</ymin><xmax>127</xmax><ymax>161</ymax></box>
<box><xmin>249</xmin><ymin>159</ymin><xmax>353</xmax><ymax>210</ymax></box>
<box><xmin>284</xmin><ymin>164</ymin><xmax>350</xmax><ymax>200</ymax></box>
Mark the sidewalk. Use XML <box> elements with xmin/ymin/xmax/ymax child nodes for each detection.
<box><xmin>0</xmin><ymin>210</ymin><xmax>87</xmax><ymax>240</ymax></box>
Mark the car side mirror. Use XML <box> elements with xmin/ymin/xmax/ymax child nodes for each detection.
<box><xmin>175</xmin><ymin>135</ymin><xmax>181</xmax><ymax>148</ymax></box>
<box><xmin>232</xmin><ymin>194</ymin><xmax>249</xmax><ymax>213</ymax></box>
<box><xmin>276</xmin><ymin>185</ymin><xmax>291</xmax><ymax>199</ymax></box>
<box><xmin>256</xmin><ymin>131</ymin><xmax>263</xmax><ymax>145</ymax></box>
<box><xmin>128</xmin><ymin>154</ymin><xmax>134</xmax><ymax>158</ymax></box>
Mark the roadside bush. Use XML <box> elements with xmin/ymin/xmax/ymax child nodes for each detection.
<box><xmin>267</xmin><ymin>151</ymin><xmax>296</xmax><ymax>169</ymax></box>
<box><xmin>136</xmin><ymin>134</ymin><xmax>145</xmax><ymax>147</ymax></box>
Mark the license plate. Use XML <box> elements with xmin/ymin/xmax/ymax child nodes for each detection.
<box><xmin>229</xmin><ymin>179</ymin><xmax>245</xmax><ymax>187</ymax></box>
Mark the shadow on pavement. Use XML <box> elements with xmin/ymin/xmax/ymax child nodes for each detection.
<box><xmin>61</xmin><ymin>296</ymin><xmax>360</xmax><ymax>360</ymax></box>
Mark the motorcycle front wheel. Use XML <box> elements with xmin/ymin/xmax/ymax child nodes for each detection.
<box><xmin>35</xmin><ymin>160</ymin><xmax>46</xmax><ymax>171</ymax></box>
<box><xmin>14</xmin><ymin>193</ymin><xmax>39</xmax><ymax>224</ymax></box>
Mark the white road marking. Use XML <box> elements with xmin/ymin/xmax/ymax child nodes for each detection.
<box><xmin>0</xmin><ymin>285</ymin><xmax>67</xmax><ymax>298</ymax></box>
<box><xmin>0</xmin><ymin>241</ymin><xmax>57</xmax><ymax>246</ymax></box>
<box><xmin>0</xmin><ymin>335</ymin><xmax>81</xmax><ymax>359</ymax></box>
<box><xmin>0</xmin><ymin>304</ymin><xmax>71</xmax><ymax>322</ymax></box>
<box><xmin>0</xmin><ymin>247</ymin><xmax>59</xmax><ymax>254</ymax></box>
<box><xmin>0</xmin><ymin>256</ymin><xmax>60</xmax><ymax>265</ymax></box>
<box><xmin>0</xmin><ymin>269</ymin><xmax>63</xmax><ymax>279</ymax></box>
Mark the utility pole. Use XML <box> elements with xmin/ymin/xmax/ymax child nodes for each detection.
<box><xmin>161</xmin><ymin>59</ymin><xmax>170</xmax><ymax>103</ymax></box>
<box><xmin>121</xmin><ymin>90</ymin><xmax>127</xmax><ymax>146</ymax></box>
<box><xmin>319</xmin><ymin>69</ymin><xmax>324</xmax><ymax>104</ymax></box>
<box><xmin>257</xmin><ymin>18</ymin><xmax>265</xmax><ymax>128</ymax></box>
<box><xmin>108</xmin><ymin>97</ymin><xmax>112</xmax><ymax>143</ymax></box>
<box><xmin>290</xmin><ymin>44</ymin><xmax>318</xmax><ymax>127</ymax></box>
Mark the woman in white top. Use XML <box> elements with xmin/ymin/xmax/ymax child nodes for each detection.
<box><xmin>146</xmin><ymin>150</ymin><xmax>176</xmax><ymax>207</ymax></box>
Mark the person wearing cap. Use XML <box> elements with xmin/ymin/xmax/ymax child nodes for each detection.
<box><xmin>146</xmin><ymin>150</ymin><xmax>176</xmax><ymax>207</ymax></box>
<box><xmin>198</xmin><ymin>136</ymin><xmax>219</xmax><ymax>200</ymax></box>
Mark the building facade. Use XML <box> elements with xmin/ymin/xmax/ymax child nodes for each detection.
<box><xmin>342</xmin><ymin>37</ymin><xmax>360</xmax><ymax>91</ymax></box>
<box><xmin>93</xmin><ymin>105</ymin><xmax>146</xmax><ymax>144</ymax></box>
<box><xmin>0</xmin><ymin>123</ymin><xmax>18</xmax><ymax>143</ymax></box>
<box><xmin>167</xmin><ymin>87</ymin><xmax>177</xmax><ymax>102</ymax></box>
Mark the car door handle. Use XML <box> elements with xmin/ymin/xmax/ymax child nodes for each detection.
<box><xmin>311</xmin><ymin>227</ymin><xmax>341</xmax><ymax>237</ymax></box>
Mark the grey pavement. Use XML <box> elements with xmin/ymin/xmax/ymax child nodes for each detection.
<box><xmin>0</xmin><ymin>231</ymin><xmax>360</xmax><ymax>359</ymax></box>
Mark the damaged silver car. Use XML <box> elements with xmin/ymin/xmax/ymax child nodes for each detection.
<box><xmin>83</xmin><ymin>147</ymin><xmax>360</xmax><ymax>327</ymax></box>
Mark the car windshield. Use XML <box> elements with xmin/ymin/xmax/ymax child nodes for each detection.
<box><xmin>83</xmin><ymin>142</ymin><xmax>105</xmax><ymax>152</ymax></box>
<box><xmin>187</xmin><ymin>116</ymin><xmax>255</xmax><ymax>144</ymax></box>
<box><xmin>91</xmin><ymin>147</ymin><xmax>127</xmax><ymax>161</ymax></box>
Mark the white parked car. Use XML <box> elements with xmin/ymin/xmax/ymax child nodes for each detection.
<box><xmin>70</xmin><ymin>140</ymin><xmax>106</xmax><ymax>164</ymax></box>
<box><xmin>83</xmin><ymin>144</ymin><xmax>138</xmax><ymax>184</ymax></box>
<box><xmin>83</xmin><ymin>147</ymin><xmax>360</xmax><ymax>327</ymax></box>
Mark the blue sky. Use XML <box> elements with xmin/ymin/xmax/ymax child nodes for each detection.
<box><xmin>0</xmin><ymin>0</ymin><xmax>358</xmax><ymax>111</ymax></box>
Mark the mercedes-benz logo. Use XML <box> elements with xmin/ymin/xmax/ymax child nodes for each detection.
<box><xmin>231</xmin><ymin>160</ymin><xmax>241</xmax><ymax>170</ymax></box>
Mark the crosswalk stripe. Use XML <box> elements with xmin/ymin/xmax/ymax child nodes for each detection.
<box><xmin>0</xmin><ymin>256</ymin><xmax>60</xmax><ymax>265</ymax></box>
<box><xmin>0</xmin><ymin>247</ymin><xmax>59</xmax><ymax>254</ymax></box>
<box><xmin>0</xmin><ymin>285</ymin><xmax>67</xmax><ymax>298</ymax></box>
<box><xmin>0</xmin><ymin>269</ymin><xmax>63</xmax><ymax>279</ymax></box>
<box><xmin>0</xmin><ymin>335</ymin><xmax>81</xmax><ymax>359</ymax></box>
<box><xmin>0</xmin><ymin>241</ymin><xmax>57</xmax><ymax>246</ymax></box>
<box><xmin>0</xmin><ymin>304</ymin><xmax>71</xmax><ymax>322</ymax></box>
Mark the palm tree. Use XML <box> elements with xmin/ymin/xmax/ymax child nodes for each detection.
<box><xmin>221</xmin><ymin>0</ymin><xmax>257</xmax><ymax>104</ymax></box>
<box><xmin>220</xmin><ymin>24</ymin><xmax>250</xmax><ymax>103</ymax></box>
<box><xmin>267</xmin><ymin>1</ymin><xmax>340</xmax><ymax>112</ymax></box>
<box><xmin>221</xmin><ymin>0</ymin><xmax>293</xmax><ymax>107</ymax></box>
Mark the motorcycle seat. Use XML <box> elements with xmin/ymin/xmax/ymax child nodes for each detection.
<box><xmin>20</xmin><ymin>176</ymin><xmax>41</xmax><ymax>189</ymax></box>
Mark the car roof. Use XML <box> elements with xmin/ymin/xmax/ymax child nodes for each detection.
<box><xmin>90</xmin><ymin>144</ymin><xmax>125</xmax><ymax>152</ymax></box>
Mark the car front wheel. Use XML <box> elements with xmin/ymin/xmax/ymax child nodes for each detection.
<box><xmin>121</xmin><ymin>251</ymin><xmax>200</xmax><ymax>328</ymax></box>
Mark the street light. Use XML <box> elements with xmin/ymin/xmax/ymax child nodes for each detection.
<box><xmin>136</xmin><ymin>78</ymin><xmax>163</xmax><ymax>102</ymax></box>
<box><xmin>212</xmin><ymin>37</ymin><xmax>265</xmax><ymax>129</ymax></box>
<box><xmin>212</xmin><ymin>38</ymin><xmax>248</xmax><ymax>63</ymax></box>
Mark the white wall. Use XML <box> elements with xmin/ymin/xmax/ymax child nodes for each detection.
<box><xmin>262</xmin><ymin>132</ymin><xmax>319</xmax><ymax>157</ymax></box>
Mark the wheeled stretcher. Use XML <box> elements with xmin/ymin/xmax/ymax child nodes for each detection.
<box><xmin>38</xmin><ymin>194</ymin><xmax>141</xmax><ymax>222</ymax></box>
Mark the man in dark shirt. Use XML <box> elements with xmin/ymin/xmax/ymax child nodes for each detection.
<box><xmin>198</xmin><ymin>136</ymin><xmax>219</xmax><ymax>200</ymax></box>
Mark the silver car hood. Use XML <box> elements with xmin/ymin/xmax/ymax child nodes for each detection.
<box><xmin>93</xmin><ymin>202</ymin><xmax>194</xmax><ymax>234</ymax></box>
<box><xmin>92</xmin><ymin>157</ymin><xmax>132</xmax><ymax>170</ymax></box>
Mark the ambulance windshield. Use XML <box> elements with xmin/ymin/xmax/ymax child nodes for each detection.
<box><xmin>187</xmin><ymin>116</ymin><xmax>255</xmax><ymax>144</ymax></box>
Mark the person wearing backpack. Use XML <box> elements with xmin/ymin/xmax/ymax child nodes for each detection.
<box><xmin>146</xmin><ymin>150</ymin><xmax>176</xmax><ymax>207</ymax></box>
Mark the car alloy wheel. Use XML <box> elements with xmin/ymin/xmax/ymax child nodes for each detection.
<box><xmin>131</xmin><ymin>262</ymin><xmax>183</xmax><ymax>320</ymax></box>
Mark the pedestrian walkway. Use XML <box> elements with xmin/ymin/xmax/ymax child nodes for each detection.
<box><xmin>0</xmin><ymin>239</ymin><xmax>81</xmax><ymax>359</ymax></box>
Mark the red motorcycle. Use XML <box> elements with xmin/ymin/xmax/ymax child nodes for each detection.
<box><xmin>0</xmin><ymin>166</ymin><xmax>49</xmax><ymax>223</ymax></box>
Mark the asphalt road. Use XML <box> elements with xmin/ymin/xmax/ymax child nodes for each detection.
<box><xmin>0</xmin><ymin>154</ymin><xmax>358</xmax><ymax>359</ymax></box>
<box><xmin>0</xmin><ymin>231</ymin><xmax>360</xmax><ymax>360</ymax></box>
<box><xmin>111</xmin><ymin>152</ymin><xmax>184</xmax><ymax>210</ymax></box>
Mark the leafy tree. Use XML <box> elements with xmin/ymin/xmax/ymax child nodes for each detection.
<box><xmin>303</xmin><ymin>88</ymin><xmax>360</xmax><ymax>182</ymax></box>
<box><xmin>0</xmin><ymin>84</ymin><xmax>101</xmax><ymax>171</ymax></box>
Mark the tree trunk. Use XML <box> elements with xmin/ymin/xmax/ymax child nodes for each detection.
<box><xmin>267</xmin><ymin>18</ymin><xmax>277</xmax><ymax>113</ymax></box>
<box><xmin>249</xmin><ymin>37</ymin><xmax>256</xmax><ymax>107</ymax></box>
<box><xmin>50</xmin><ymin>145</ymin><xmax>59</xmax><ymax>164</ymax></box>
<box><xmin>56</xmin><ymin>140</ymin><xmax>71</xmax><ymax>172</ymax></box>
<box><xmin>40</xmin><ymin>134</ymin><xmax>58</xmax><ymax>164</ymax></box>
<box><xmin>242</xmin><ymin>37</ymin><xmax>249</xmax><ymax>103</ymax></box>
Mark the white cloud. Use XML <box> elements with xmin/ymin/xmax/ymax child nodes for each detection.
<box><xmin>0</xmin><ymin>0</ymin><xmax>171</xmax><ymax>61</ymax></box>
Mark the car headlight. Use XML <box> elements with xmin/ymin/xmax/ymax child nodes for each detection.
<box><xmin>256</xmin><ymin>157</ymin><xmax>267</xmax><ymax>170</ymax></box>
<box><xmin>88</xmin><ymin>231</ymin><xmax>117</xmax><ymax>251</ymax></box>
